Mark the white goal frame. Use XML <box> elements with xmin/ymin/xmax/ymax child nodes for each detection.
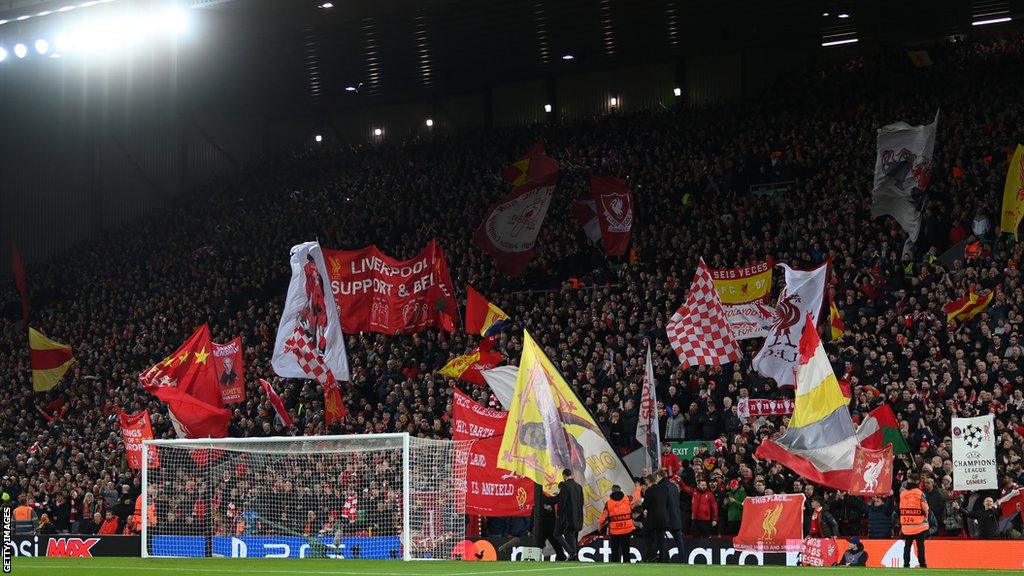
<box><xmin>141</xmin><ymin>433</ymin><xmax>444</xmax><ymax>560</ymax></box>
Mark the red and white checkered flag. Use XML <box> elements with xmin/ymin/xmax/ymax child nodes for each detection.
<box><xmin>666</xmin><ymin>259</ymin><xmax>741</xmax><ymax>368</ymax></box>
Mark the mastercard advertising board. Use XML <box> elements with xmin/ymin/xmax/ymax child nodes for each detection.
<box><xmin>860</xmin><ymin>539</ymin><xmax>1024</xmax><ymax>570</ymax></box>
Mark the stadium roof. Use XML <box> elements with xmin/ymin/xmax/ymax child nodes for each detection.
<box><xmin>0</xmin><ymin>0</ymin><xmax>1018</xmax><ymax>117</ymax></box>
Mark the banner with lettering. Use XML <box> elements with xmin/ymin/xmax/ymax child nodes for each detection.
<box><xmin>118</xmin><ymin>409</ymin><xmax>157</xmax><ymax>470</ymax></box>
<box><xmin>952</xmin><ymin>414</ymin><xmax>997</xmax><ymax>490</ymax></box>
<box><xmin>708</xmin><ymin>260</ymin><xmax>774</xmax><ymax>339</ymax></box>
<box><xmin>212</xmin><ymin>337</ymin><xmax>245</xmax><ymax>404</ymax></box>
<box><xmin>323</xmin><ymin>239</ymin><xmax>457</xmax><ymax>334</ymax></box>
<box><xmin>734</xmin><ymin>493</ymin><xmax>805</xmax><ymax>552</ymax></box>
<box><xmin>736</xmin><ymin>398</ymin><xmax>795</xmax><ymax>419</ymax></box>
<box><xmin>800</xmin><ymin>537</ymin><xmax>845</xmax><ymax>566</ymax></box>
<box><xmin>451</xmin><ymin>388</ymin><xmax>534</xmax><ymax>516</ymax></box>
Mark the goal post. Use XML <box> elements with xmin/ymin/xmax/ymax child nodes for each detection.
<box><xmin>140</xmin><ymin>433</ymin><xmax>470</xmax><ymax>560</ymax></box>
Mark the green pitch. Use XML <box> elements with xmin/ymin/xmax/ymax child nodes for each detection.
<box><xmin>7</xmin><ymin>558</ymin><xmax>1024</xmax><ymax>576</ymax></box>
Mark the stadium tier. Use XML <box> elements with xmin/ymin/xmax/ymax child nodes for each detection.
<box><xmin>1</xmin><ymin>0</ymin><xmax>1023</xmax><ymax>570</ymax></box>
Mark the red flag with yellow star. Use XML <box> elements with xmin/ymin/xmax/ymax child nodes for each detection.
<box><xmin>140</xmin><ymin>324</ymin><xmax>230</xmax><ymax>438</ymax></box>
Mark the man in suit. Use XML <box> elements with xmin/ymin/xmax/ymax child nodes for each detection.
<box><xmin>554</xmin><ymin>468</ymin><xmax>583</xmax><ymax>560</ymax></box>
<box><xmin>660</xmin><ymin>469</ymin><xmax>685</xmax><ymax>562</ymax></box>
<box><xmin>642</xmin><ymin>472</ymin><xmax>670</xmax><ymax>562</ymax></box>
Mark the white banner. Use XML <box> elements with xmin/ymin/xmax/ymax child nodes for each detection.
<box><xmin>271</xmin><ymin>242</ymin><xmax>350</xmax><ymax>381</ymax></box>
<box><xmin>871</xmin><ymin>111</ymin><xmax>939</xmax><ymax>242</ymax></box>
<box><xmin>752</xmin><ymin>262</ymin><xmax>827</xmax><ymax>387</ymax></box>
<box><xmin>635</xmin><ymin>345</ymin><xmax>661</xmax><ymax>473</ymax></box>
<box><xmin>951</xmin><ymin>414</ymin><xmax>997</xmax><ymax>490</ymax></box>
<box><xmin>723</xmin><ymin>302</ymin><xmax>775</xmax><ymax>340</ymax></box>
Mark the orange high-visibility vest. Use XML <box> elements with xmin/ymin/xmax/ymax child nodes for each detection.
<box><xmin>602</xmin><ymin>497</ymin><xmax>635</xmax><ymax>535</ymax></box>
<box><xmin>899</xmin><ymin>488</ymin><xmax>929</xmax><ymax>535</ymax></box>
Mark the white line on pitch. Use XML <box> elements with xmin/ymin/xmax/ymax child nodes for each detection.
<box><xmin>13</xmin><ymin>563</ymin><xmax>612</xmax><ymax>576</ymax></box>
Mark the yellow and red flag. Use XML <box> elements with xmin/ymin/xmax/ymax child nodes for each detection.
<box><xmin>829</xmin><ymin>292</ymin><xmax>845</xmax><ymax>341</ymax></box>
<box><xmin>29</xmin><ymin>327</ymin><xmax>74</xmax><ymax>392</ymax></box>
<box><xmin>1000</xmin><ymin>144</ymin><xmax>1024</xmax><ymax>238</ymax></box>
<box><xmin>437</xmin><ymin>337</ymin><xmax>502</xmax><ymax>386</ymax></box>
<box><xmin>501</xmin><ymin>142</ymin><xmax>558</xmax><ymax>186</ymax></box>
<box><xmin>465</xmin><ymin>285</ymin><xmax>510</xmax><ymax>336</ymax></box>
<box><xmin>943</xmin><ymin>286</ymin><xmax>994</xmax><ymax>323</ymax></box>
<box><xmin>498</xmin><ymin>330</ymin><xmax>634</xmax><ymax>536</ymax></box>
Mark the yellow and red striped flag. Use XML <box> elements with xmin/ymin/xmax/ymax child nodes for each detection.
<box><xmin>29</xmin><ymin>327</ymin><xmax>75</xmax><ymax>392</ymax></box>
<box><xmin>829</xmin><ymin>292</ymin><xmax>845</xmax><ymax>341</ymax></box>
<box><xmin>942</xmin><ymin>287</ymin><xmax>994</xmax><ymax>323</ymax></box>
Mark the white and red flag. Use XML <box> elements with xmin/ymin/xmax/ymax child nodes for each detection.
<box><xmin>666</xmin><ymin>259</ymin><xmax>741</xmax><ymax>368</ymax></box>
<box><xmin>272</xmin><ymin>241</ymin><xmax>350</xmax><ymax>425</ymax></box>
<box><xmin>752</xmin><ymin>262</ymin><xmax>827</xmax><ymax>387</ymax></box>
<box><xmin>590</xmin><ymin>175</ymin><xmax>634</xmax><ymax>256</ymax></box>
<box><xmin>259</xmin><ymin>378</ymin><xmax>293</xmax><ymax>428</ymax></box>
<box><xmin>475</xmin><ymin>146</ymin><xmax>559</xmax><ymax>276</ymax></box>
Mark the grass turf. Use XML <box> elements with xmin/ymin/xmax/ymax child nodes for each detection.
<box><xmin>8</xmin><ymin>558</ymin><xmax>1024</xmax><ymax>576</ymax></box>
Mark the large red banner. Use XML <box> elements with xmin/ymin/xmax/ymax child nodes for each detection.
<box><xmin>452</xmin><ymin>389</ymin><xmax>534</xmax><ymax>516</ymax></box>
<box><xmin>323</xmin><ymin>240</ymin><xmax>456</xmax><ymax>334</ymax></box>
<box><xmin>118</xmin><ymin>410</ymin><xmax>157</xmax><ymax>470</ymax></box>
<box><xmin>212</xmin><ymin>337</ymin><xmax>245</xmax><ymax>404</ymax></box>
<box><xmin>734</xmin><ymin>494</ymin><xmax>805</xmax><ymax>552</ymax></box>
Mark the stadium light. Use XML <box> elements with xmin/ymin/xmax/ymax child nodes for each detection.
<box><xmin>425</xmin><ymin>118</ymin><xmax>434</xmax><ymax>127</ymax></box>
<box><xmin>673</xmin><ymin>87</ymin><xmax>682</xmax><ymax>97</ymax></box>
<box><xmin>822</xmin><ymin>38</ymin><xmax>858</xmax><ymax>47</ymax></box>
<box><xmin>972</xmin><ymin>17</ymin><xmax>1012</xmax><ymax>26</ymax></box>
<box><xmin>35</xmin><ymin>39</ymin><xmax>49</xmax><ymax>54</ymax></box>
<box><xmin>345</xmin><ymin>85</ymin><xmax>357</xmax><ymax>92</ymax></box>
<box><xmin>320</xmin><ymin>2</ymin><xmax>334</xmax><ymax>8</ymax></box>
<box><xmin>0</xmin><ymin>47</ymin><xmax>6</xmax><ymax>62</ymax></box>
<box><xmin>544</xmin><ymin>103</ymin><xmax>552</xmax><ymax>113</ymax></box>
<box><xmin>373</xmin><ymin>128</ymin><xmax>383</xmax><ymax>136</ymax></box>
<box><xmin>55</xmin><ymin>34</ymin><xmax>72</xmax><ymax>52</ymax></box>
<box><xmin>562</xmin><ymin>54</ymin><xmax>574</xmax><ymax>60</ymax></box>
<box><xmin>14</xmin><ymin>43</ymin><xmax>27</xmax><ymax>58</ymax></box>
<box><xmin>314</xmin><ymin>134</ymin><xmax>323</xmax><ymax>142</ymax></box>
<box><xmin>838</xmin><ymin>13</ymin><xmax>850</xmax><ymax>18</ymax></box>
<box><xmin>822</xmin><ymin>12</ymin><xmax>829</xmax><ymax>17</ymax></box>
<box><xmin>609</xmin><ymin>97</ymin><xmax>618</xmax><ymax>107</ymax></box>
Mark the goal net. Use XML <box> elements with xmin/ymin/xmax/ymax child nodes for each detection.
<box><xmin>141</xmin><ymin>433</ymin><xmax>470</xmax><ymax>560</ymax></box>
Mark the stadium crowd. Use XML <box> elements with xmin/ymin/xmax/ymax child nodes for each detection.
<box><xmin>1</xmin><ymin>32</ymin><xmax>1023</xmax><ymax>542</ymax></box>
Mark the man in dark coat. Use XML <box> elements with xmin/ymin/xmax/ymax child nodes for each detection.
<box><xmin>642</xmin><ymin>472</ymin><xmax>669</xmax><ymax>562</ymax></box>
<box><xmin>660</xmin><ymin>470</ymin><xmax>685</xmax><ymax>562</ymax></box>
<box><xmin>554</xmin><ymin>468</ymin><xmax>584</xmax><ymax>560</ymax></box>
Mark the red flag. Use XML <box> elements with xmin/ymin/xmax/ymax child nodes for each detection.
<box><xmin>118</xmin><ymin>410</ymin><xmax>158</xmax><ymax>470</ymax></box>
<box><xmin>11</xmin><ymin>244</ymin><xmax>29</xmax><ymax>324</ymax></box>
<box><xmin>140</xmin><ymin>324</ymin><xmax>231</xmax><ymax>439</ymax></box>
<box><xmin>437</xmin><ymin>338</ymin><xmax>502</xmax><ymax>386</ymax></box>
<box><xmin>734</xmin><ymin>493</ymin><xmax>805</xmax><ymax>552</ymax></box>
<box><xmin>212</xmin><ymin>337</ymin><xmax>245</xmax><ymax>404</ymax></box>
<box><xmin>451</xmin><ymin>388</ymin><xmax>533</xmax><ymax>516</ymax></box>
<box><xmin>849</xmin><ymin>444</ymin><xmax>894</xmax><ymax>496</ymax></box>
<box><xmin>590</xmin><ymin>176</ymin><xmax>634</xmax><ymax>256</ymax></box>
<box><xmin>156</xmin><ymin>387</ymin><xmax>231</xmax><ymax>439</ymax></box>
<box><xmin>259</xmin><ymin>379</ymin><xmax>293</xmax><ymax>428</ymax></box>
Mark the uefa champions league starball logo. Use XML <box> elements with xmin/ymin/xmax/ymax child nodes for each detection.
<box><xmin>961</xmin><ymin>424</ymin><xmax>985</xmax><ymax>450</ymax></box>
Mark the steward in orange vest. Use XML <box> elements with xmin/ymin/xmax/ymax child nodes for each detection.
<box><xmin>898</xmin><ymin>472</ymin><xmax>929</xmax><ymax>568</ymax></box>
<box><xmin>600</xmin><ymin>483</ymin><xmax>642</xmax><ymax>563</ymax></box>
<box><xmin>132</xmin><ymin>491</ymin><xmax>156</xmax><ymax>534</ymax></box>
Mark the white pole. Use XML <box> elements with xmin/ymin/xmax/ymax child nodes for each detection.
<box><xmin>143</xmin><ymin>432</ymin><xmax>409</xmax><ymax>446</ymax></box>
<box><xmin>401</xmin><ymin>433</ymin><xmax>412</xmax><ymax>561</ymax></box>
<box><xmin>141</xmin><ymin>439</ymin><xmax>149</xmax><ymax>558</ymax></box>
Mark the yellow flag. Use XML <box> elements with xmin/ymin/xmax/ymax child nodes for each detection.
<box><xmin>498</xmin><ymin>331</ymin><xmax>634</xmax><ymax>535</ymax></box>
<box><xmin>1001</xmin><ymin>144</ymin><xmax>1024</xmax><ymax>238</ymax></box>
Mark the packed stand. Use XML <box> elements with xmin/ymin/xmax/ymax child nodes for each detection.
<box><xmin>1</xmin><ymin>33</ymin><xmax>1023</xmax><ymax>541</ymax></box>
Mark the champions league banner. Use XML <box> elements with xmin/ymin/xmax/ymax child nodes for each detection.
<box><xmin>952</xmin><ymin>414</ymin><xmax>998</xmax><ymax>490</ymax></box>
